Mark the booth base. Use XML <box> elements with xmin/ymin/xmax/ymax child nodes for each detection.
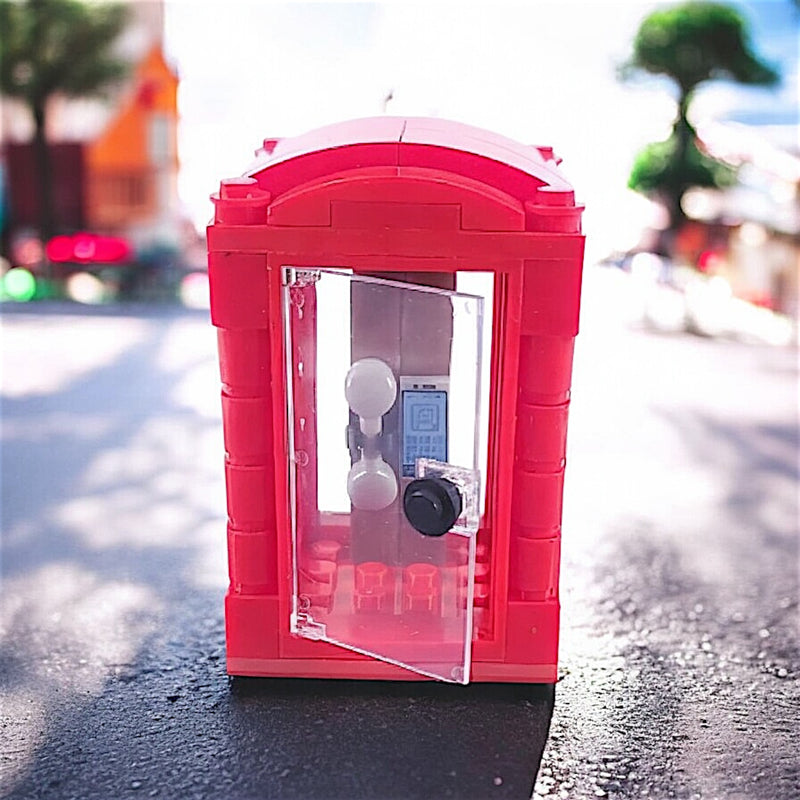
<box><xmin>228</xmin><ymin>656</ymin><xmax>557</xmax><ymax>684</ymax></box>
<box><xmin>225</xmin><ymin>591</ymin><xmax>559</xmax><ymax>684</ymax></box>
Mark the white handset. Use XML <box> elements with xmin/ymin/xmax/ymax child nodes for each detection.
<box><xmin>345</xmin><ymin>357</ymin><xmax>397</xmax><ymax>436</ymax></box>
<box><xmin>346</xmin><ymin>454</ymin><xmax>398</xmax><ymax>511</ymax></box>
<box><xmin>345</xmin><ymin>358</ymin><xmax>398</xmax><ymax>510</ymax></box>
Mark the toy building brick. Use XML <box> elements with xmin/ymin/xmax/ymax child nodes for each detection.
<box><xmin>207</xmin><ymin>117</ymin><xmax>584</xmax><ymax>683</ymax></box>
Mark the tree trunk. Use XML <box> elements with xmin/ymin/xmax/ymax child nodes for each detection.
<box><xmin>671</xmin><ymin>91</ymin><xmax>692</xmax><ymax>232</ymax></box>
<box><xmin>658</xmin><ymin>90</ymin><xmax>693</xmax><ymax>257</ymax></box>
<box><xmin>32</xmin><ymin>100</ymin><xmax>56</xmax><ymax>243</ymax></box>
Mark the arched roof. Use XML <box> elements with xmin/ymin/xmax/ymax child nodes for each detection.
<box><xmin>246</xmin><ymin>117</ymin><xmax>576</xmax><ymax>207</ymax></box>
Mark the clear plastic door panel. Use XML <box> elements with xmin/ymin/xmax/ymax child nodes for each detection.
<box><xmin>283</xmin><ymin>268</ymin><xmax>484</xmax><ymax>683</ymax></box>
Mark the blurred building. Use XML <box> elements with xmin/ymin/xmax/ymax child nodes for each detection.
<box><xmin>680</xmin><ymin>120</ymin><xmax>800</xmax><ymax>320</ymax></box>
<box><xmin>85</xmin><ymin>44</ymin><xmax>179</xmax><ymax>240</ymax></box>
<box><xmin>1</xmin><ymin>1</ymin><xmax>180</xmax><ymax>252</ymax></box>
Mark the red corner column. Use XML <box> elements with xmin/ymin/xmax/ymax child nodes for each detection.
<box><xmin>208</xmin><ymin>178</ymin><xmax>281</xmax><ymax>670</ymax></box>
<box><xmin>505</xmin><ymin>185</ymin><xmax>584</xmax><ymax>677</ymax></box>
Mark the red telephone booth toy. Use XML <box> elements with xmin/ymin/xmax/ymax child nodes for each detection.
<box><xmin>208</xmin><ymin>117</ymin><xmax>584</xmax><ymax>684</ymax></box>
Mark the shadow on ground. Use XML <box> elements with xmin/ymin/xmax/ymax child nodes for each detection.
<box><xmin>536</xmin><ymin>395</ymin><xmax>798</xmax><ymax>799</ymax></box>
<box><xmin>1</xmin><ymin>303</ymin><xmax>554</xmax><ymax>800</ymax></box>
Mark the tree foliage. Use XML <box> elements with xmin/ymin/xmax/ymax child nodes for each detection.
<box><xmin>625</xmin><ymin>2</ymin><xmax>779</xmax><ymax>94</ymax></box>
<box><xmin>0</xmin><ymin>0</ymin><xmax>130</xmax><ymax>239</ymax></box>
<box><xmin>629</xmin><ymin>134</ymin><xmax>736</xmax><ymax>195</ymax></box>
<box><xmin>0</xmin><ymin>0</ymin><xmax>129</xmax><ymax>106</ymax></box>
<box><xmin>622</xmin><ymin>2</ymin><xmax>779</xmax><ymax>240</ymax></box>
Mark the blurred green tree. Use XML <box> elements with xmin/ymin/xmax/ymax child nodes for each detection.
<box><xmin>622</xmin><ymin>1</ymin><xmax>779</xmax><ymax>246</ymax></box>
<box><xmin>0</xmin><ymin>0</ymin><xmax>129</xmax><ymax>240</ymax></box>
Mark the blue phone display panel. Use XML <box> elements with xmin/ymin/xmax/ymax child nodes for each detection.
<box><xmin>401</xmin><ymin>390</ymin><xmax>448</xmax><ymax>477</ymax></box>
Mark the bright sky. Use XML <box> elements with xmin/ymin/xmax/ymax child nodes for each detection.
<box><xmin>163</xmin><ymin>0</ymin><xmax>795</xmax><ymax>261</ymax></box>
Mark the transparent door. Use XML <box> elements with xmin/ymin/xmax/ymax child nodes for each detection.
<box><xmin>283</xmin><ymin>268</ymin><xmax>484</xmax><ymax>683</ymax></box>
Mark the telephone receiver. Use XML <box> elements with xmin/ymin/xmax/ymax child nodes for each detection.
<box><xmin>345</xmin><ymin>358</ymin><xmax>398</xmax><ymax>511</ymax></box>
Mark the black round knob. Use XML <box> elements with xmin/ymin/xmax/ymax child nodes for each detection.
<box><xmin>403</xmin><ymin>478</ymin><xmax>463</xmax><ymax>537</ymax></box>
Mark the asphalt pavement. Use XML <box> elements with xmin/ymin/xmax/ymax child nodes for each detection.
<box><xmin>1</xmin><ymin>268</ymin><xmax>797</xmax><ymax>799</ymax></box>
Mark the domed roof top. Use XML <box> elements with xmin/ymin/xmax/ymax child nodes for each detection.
<box><xmin>246</xmin><ymin>117</ymin><xmax>575</xmax><ymax>206</ymax></box>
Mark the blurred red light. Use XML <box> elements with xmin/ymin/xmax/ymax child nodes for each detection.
<box><xmin>697</xmin><ymin>250</ymin><xmax>723</xmax><ymax>274</ymax></box>
<box><xmin>73</xmin><ymin>234</ymin><xmax>97</xmax><ymax>262</ymax></box>
<box><xmin>46</xmin><ymin>236</ymin><xmax>75</xmax><ymax>262</ymax></box>
<box><xmin>45</xmin><ymin>233</ymin><xmax>132</xmax><ymax>264</ymax></box>
<box><xmin>94</xmin><ymin>236</ymin><xmax>131</xmax><ymax>262</ymax></box>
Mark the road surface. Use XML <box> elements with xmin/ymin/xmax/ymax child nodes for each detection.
<box><xmin>1</xmin><ymin>269</ymin><xmax>797</xmax><ymax>799</ymax></box>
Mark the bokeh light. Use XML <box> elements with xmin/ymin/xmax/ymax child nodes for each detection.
<box><xmin>2</xmin><ymin>267</ymin><xmax>37</xmax><ymax>302</ymax></box>
<box><xmin>66</xmin><ymin>272</ymin><xmax>107</xmax><ymax>304</ymax></box>
<box><xmin>47</xmin><ymin>233</ymin><xmax>132</xmax><ymax>264</ymax></box>
<box><xmin>179</xmin><ymin>271</ymin><xmax>210</xmax><ymax>309</ymax></box>
<box><xmin>10</xmin><ymin>236</ymin><xmax>44</xmax><ymax>268</ymax></box>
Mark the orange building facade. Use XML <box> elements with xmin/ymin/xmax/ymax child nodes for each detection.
<box><xmin>85</xmin><ymin>44</ymin><xmax>180</xmax><ymax>237</ymax></box>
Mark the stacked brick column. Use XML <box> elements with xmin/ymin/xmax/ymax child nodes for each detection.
<box><xmin>209</xmin><ymin>178</ymin><xmax>280</xmax><ymax>661</ymax></box>
<box><xmin>505</xmin><ymin>185</ymin><xmax>583</xmax><ymax>668</ymax></box>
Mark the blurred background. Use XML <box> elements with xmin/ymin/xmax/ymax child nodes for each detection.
<box><xmin>0</xmin><ymin>0</ymin><xmax>798</xmax><ymax>339</ymax></box>
<box><xmin>0</xmin><ymin>3</ymin><xmax>798</xmax><ymax>798</ymax></box>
